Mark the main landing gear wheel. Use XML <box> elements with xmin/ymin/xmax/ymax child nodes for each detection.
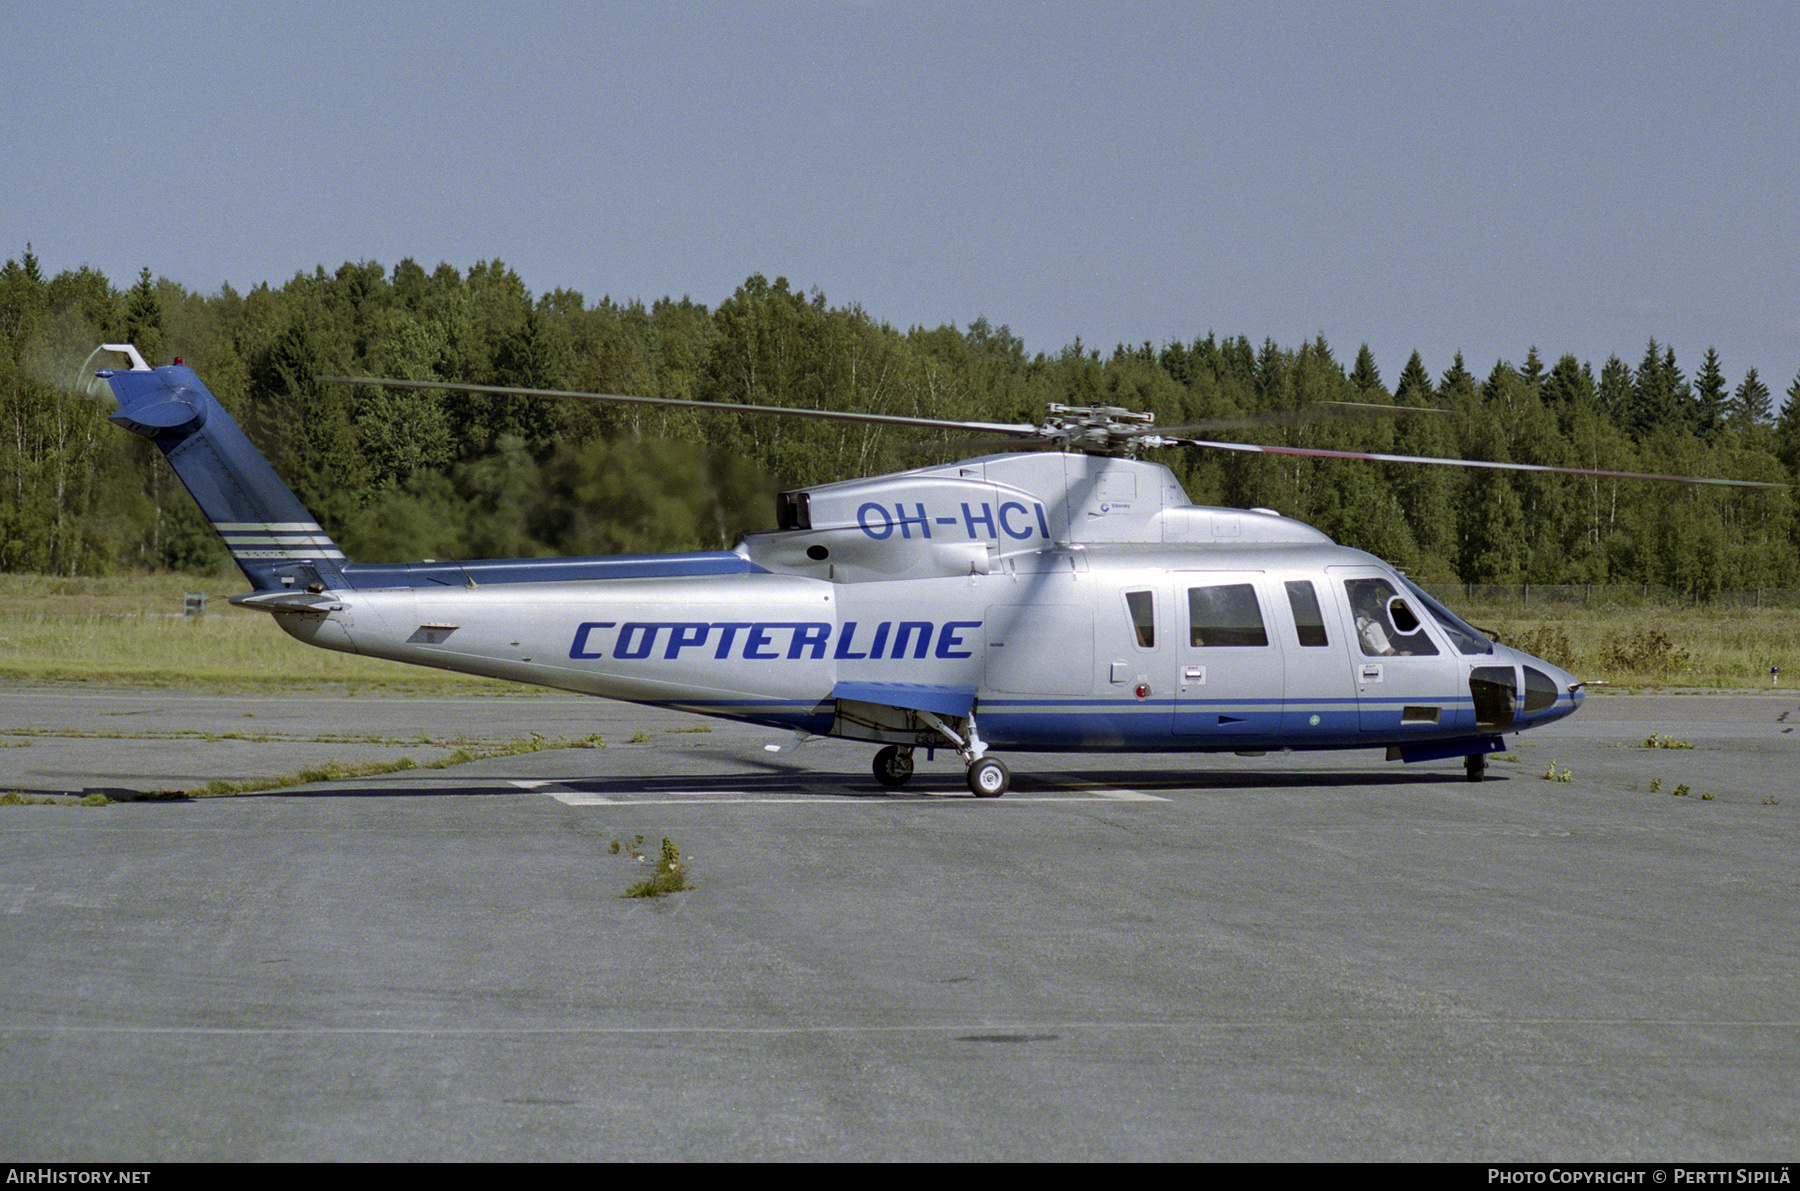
<box><xmin>873</xmin><ymin>745</ymin><xmax>914</xmax><ymax>788</ymax></box>
<box><xmin>1465</xmin><ymin>753</ymin><xmax>1487</xmax><ymax>783</ymax></box>
<box><xmin>966</xmin><ymin>756</ymin><xmax>1010</xmax><ymax>798</ymax></box>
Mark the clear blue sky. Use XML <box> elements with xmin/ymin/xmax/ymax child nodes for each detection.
<box><xmin>9</xmin><ymin>0</ymin><xmax>1797</xmax><ymax>397</ymax></box>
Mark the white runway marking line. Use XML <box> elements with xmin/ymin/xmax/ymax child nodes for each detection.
<box><xmin>537</xmin><ymin>784</ymin><xmax>1169</xmax><ymax>805</ymax></box>
<box><xmin>1087</xmin><ymin>787</ymin><xmax>1168</xmax><ymax>801</ymax></box>
<box><xmin>554</xmin><ymin>793</ymin><xmax>884</xmax><ymax>804</ymax></box>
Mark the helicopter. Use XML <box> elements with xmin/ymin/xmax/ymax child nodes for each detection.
<box><xmin>90</xmin><ymin>342</ymin><xmax>1772</xmax><ymax>797</ymax></box>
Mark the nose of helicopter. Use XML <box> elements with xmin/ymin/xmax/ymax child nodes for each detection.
<box><xmin>1514</xmin><ymin>651</ymin><xmax>1584</xmax><ymax>728</ymax></box>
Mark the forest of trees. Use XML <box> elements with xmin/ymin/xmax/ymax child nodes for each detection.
<box><xmin>4</xmin><ymin>245</ymin><xmax>1799</xmax><ymax>597</ymax></box>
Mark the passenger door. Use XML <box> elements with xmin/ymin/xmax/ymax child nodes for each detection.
<box><xmin>1173</xmin><ymin>572</ymin><xmax>1283</xmax><ymax>738</ymax></box>
<box><xmin>1099</xmin><ymin>583</ymin><xmax>1175</xmax><ymax>737</ymax></box>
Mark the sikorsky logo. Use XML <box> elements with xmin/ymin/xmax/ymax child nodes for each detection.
<box><xmin>570</xmin><ymin>620</ymin><xmax>981</xmax><ymax>662</ymax></box>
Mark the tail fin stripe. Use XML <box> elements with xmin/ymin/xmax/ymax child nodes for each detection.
<box><xmin>221</xmin><ymin>541</ymin><xmax>345</xmax><ymax>561</ymax></box>
<box><xmin>219</xmin><ymin>523</ymin><xmax>343</xmax><ymax>555</ymax></box>
<box><xmin>227</xmin><ymin>551</ymin><xmax>349</xmax><ymax>561</ymax></box>
<box><xmin>223</xmin><ymin>543</ymin><xmax>347</xmax><ymax>552</ymax></box>
<box><xmin>219</xmin><ymin>530</ymin><xmax>340</xmax><ymax>545</ymax></box>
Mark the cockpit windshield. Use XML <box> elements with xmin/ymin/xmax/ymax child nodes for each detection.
<box><xmin>1398</xmin><ymin>576</ymin><xmax>1494</xmax><ymax>655</ymax></box>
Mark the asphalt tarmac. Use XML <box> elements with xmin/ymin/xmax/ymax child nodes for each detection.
<box><xmin>2</xmin><ymin>686</ymin><xmax>1796</xmax><ymax>1161</ymax></box>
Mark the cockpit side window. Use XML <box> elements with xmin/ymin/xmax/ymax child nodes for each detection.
<box><xmin>1344</xmin><ymin>577</ymin><xmax>1439</xmax><ymax>657</ymax></box>
<box><xmin>1187</xmin><ymin>583</ymin><xmax>1268</xmax><ymax>647</ymax></box>
<box><xmin>1284</xmin><ymin>580</ymin><xmax>1329</xmax><ymax>647</ymax></box>
<box><xmin>1124</xmin><ymin>589</ymin><xmax>1155</xmax><ymax>648</ymax></box>
<box><xmin>1398</xmin><ymin>576</ymin><xmax>1493</xmax><ymax>655</ymax></box>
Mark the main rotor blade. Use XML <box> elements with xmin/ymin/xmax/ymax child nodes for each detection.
<box><xmin>320</xmin><ymin>376</ymin><xmax>1038</xmax><ymax>438</ymax></box>
<box><xmin>1180</xmin><ymin>438</ymin><xmax>1786</xmax><ymax>489</ymax></box>
<box><xmin>904</xmin><ymin>433</ymin><xmax>1066</xmax><ymax>457</ymax></box>
<box><xmin>1151</xmin><ymin>401</ymin><xmax>1448</xmax><ymax>440</ymax></box>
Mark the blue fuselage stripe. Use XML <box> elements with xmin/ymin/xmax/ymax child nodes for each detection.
<box><xmin>343</xmin><ymin>552</ymin><xmax>765</xmax><ymax>588</ymax></box>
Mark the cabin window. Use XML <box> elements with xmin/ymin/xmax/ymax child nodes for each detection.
<box><xmin>1343</xmin><ymin>578</ymin><xmax>1439</xmax><ymax>657</ymax></box>
<box><xmin>1284</xmin><ymin>580</ymin><xmax>1329</xmax><ymax>647</ymax></box>
<box><xmin>1187</xmin><ymin>583</ymin><xmax>1268</xmax><ymax>647</ymax></box>
<box><xmin>1124</xmin><ymin>590</ymin><xmax>1155</xmax><ymax>648</ymax></box>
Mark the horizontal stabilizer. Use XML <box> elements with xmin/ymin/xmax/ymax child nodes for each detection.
<box><xmin>229</xmin><ymin>591</ymin><xmax>346</xmax><ymax>614</ymax></box>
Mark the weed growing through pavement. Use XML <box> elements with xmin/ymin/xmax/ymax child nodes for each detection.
<box><xmin>178</xmin><ymin>732</ymin><xmax>606</xmax><ymax>797</ymax></box>
<box><xmin>1641</xmin><ymin>731</ymin><xmax>1694</xmax><ymax>749</ymax></box>
<box><xmin>615</xmin><ymin>835</ymin><xmax>693</xmax><ymax>898</ymax></box>
<box><xmin>1</xmin><ymin>790</ymin><xmax>113</xmax><ymax>807</ymax></box>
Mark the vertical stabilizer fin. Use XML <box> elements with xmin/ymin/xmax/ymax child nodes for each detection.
<box><xmin>96</xmin><ymin>348</ymin><xmax>349</xmax><ymax>592</ymax></box>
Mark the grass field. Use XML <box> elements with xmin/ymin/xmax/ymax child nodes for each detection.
<box><xmin>0</xmin><ymin>572</ymin><xmax>506</xmax><ymax>692</ymax></box>
<box><xmin>1464</xmin><ymin>601</ymin><xmax>1798</xmax><ymax>689</ymax></box>
<box><xmin>1</xmin><ymin>572</ymin><xmax>1794</xmax><ymax>691</ymax></box>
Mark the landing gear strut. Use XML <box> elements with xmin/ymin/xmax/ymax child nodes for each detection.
<box><xmin>1465</xmin><ymin>753</ymin><xmax>1487</xmax><ymax>782</ymax></box>
<box><xmin>869</xmin><ymin>708</ymin><xmax>1012</xmax><ymax>797</ymax></box>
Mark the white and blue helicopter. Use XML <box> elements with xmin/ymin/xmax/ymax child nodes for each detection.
<box><xmin>92</xmin><ymin>343</ymin><xmax>1763</xmax><ymax>796</ymax></box>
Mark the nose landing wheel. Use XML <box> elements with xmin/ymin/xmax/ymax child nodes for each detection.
<box><xmin>966</xmin><ymin>756</ymin><xmax>1010</xmax><ymax>798</ymax></box>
